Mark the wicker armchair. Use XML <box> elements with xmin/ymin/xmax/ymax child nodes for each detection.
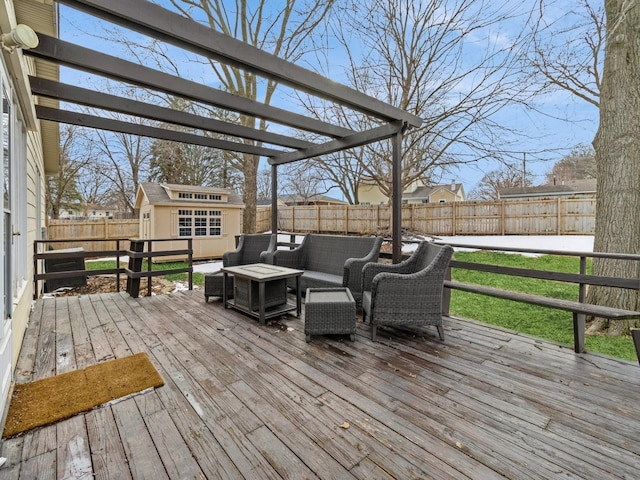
<box><xmin>361</xmin><ymin>242</ymin><xmax>453</xmax><ymax>341</ymax></box>
<box><xmin>204</xmin><ymin>234</ymin><xmax>277</xmax><ymax>301</ymax></box>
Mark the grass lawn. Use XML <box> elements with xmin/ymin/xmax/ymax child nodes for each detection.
<box><xmin>86</xmin><ymin>260</ymin><xmax>205</xmax><ymax>286</ymax></box>
<box><xmin>450</xmin><ymin>251</ymin><xmax>638</xmax><ymax>362</ymax></box>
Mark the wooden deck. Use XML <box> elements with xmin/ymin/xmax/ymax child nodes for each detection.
<box><xmin>2</xmin><ymin>290</ymin><xmax>640</xmax><ymax>479</ymax></box>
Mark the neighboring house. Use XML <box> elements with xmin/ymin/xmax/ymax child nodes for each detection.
<box><xmin>279</xmin><ymin>194</ymin><xmax>347</xmax><ymax>206</ymax></box>
<box><xmin>134</xmin><ymin>183</ymin><xmax>244</xmax><ymax>260</ymax></box>
<box><xmin>257</xmin><ymin>198</ymin><xmax>286</xmax><ymax>207</ymax></box>
<box><xmin>358</xmin><ymin>177</ymin><xmax>465</xmax><ymax>205</ymax></box>
<box><xmin>0</xmin><ymin>1</ymin><xmax>56</xmax><ymax>417</ymax></box>
<box><xmin>499</xmin><ymin>179</ymin><xmax>597</xmax><ymax>201</ymax></box>
<box><xmin>59</xmin><ymin>204</ymin><xmax>121</xmax><ymax>219</ymax></box>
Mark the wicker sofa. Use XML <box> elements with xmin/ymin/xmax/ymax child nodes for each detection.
<box><xmin>263</xmin><ymin>234</ymin><xmax>383</xmax><ymax>304</ymax></box>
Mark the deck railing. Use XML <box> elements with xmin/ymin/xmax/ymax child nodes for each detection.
<box><xmin>274</xmin><ymin>232</ymin><xmax>640</xmax><ymax>356</ymax></box>
<box><xmin>33</xmin><ymin>238</ymin><xmax>193</xmax><ymax>299</ymax></box>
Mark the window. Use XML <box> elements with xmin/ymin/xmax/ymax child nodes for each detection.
<box><xmin>178</xmin><ymin>192</ymin><xmax>193</xmax><ymax>199</ymax></box>
<box><xmin>438</xmin><ymin>199</ymin><xmax>446</xmax><ymax>203</ymax></box>
<box><xmin>209</xmin><ymin>210</ymin><xmax>222</xmax><ymax>236</ymax></box>
<box><xmin>177</xmin><ymin>209</ymin><xmax>222</xmax><ymax>237</ymax></box>
<box><xmin>194</xmin><ymin>193</ymin><xmax>207</xmax><ymax>199</ymax></box>
<box><xmin>209</xmin><ymin>194</ymin><xmax>222</xmax><ymax>200</ymax></box>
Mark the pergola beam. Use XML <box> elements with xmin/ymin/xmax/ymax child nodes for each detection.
<box><xmin>57</xmin><ymin>0</ymin><xmax>423</xmax><ymax>128</ymax></box>
<box><xmin>269</xmin><ymin>121</ymin><xmax>405</xmax><ymax>165</ymax></box>
<box><xmin>35</xmin><ymin>106</ymin><xmax>282</xmax><ymax>156</ymax></box>
<box><xmin>29</xmin><ymin>76</ymin><xmax>311</xmax><ymax>150</ymax></box>
<box><xmin>26</xmin><ymin>34</ymin><xmax>354</xmax><ymax>138</ymax></box>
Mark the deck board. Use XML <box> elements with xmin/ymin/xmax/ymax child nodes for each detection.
<box><xmin>2</xmin><ymin>290</ymin><xmax>640</xmax><ymax>479</ymax></box>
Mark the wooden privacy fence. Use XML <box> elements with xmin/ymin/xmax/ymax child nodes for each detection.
<box><xmin>258</xmin><ymin>197</ymin><xmax>596</xmax><ymax>235</ymax></box>
<box><xmin>47</xmin><ymin>218</ymin><xmax>139</xmax><ymax>251</ymax></box>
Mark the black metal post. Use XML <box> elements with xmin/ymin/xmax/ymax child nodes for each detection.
<box><xmin>392</xmin><ymin>128</ymin><xmax>403</xmax><ymax>263</ymax></box>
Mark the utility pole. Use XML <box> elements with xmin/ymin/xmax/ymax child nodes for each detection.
<box><xmin>522</xmin><ymin>152</ymin><xmax>527</xmax><ymax>187</ymax></box>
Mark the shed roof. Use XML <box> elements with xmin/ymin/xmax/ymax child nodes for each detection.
<box><xmin>136</xmin><ymin>182</ymin><xmax>244</xmax><ymax>209</ymax></box>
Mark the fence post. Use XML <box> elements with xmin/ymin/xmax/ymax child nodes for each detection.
<box><xmin>345</xmin><ymin>204</ymin><xmax>349</xmax><ymax>235</ymax></box>
<box><xmin>451</xmin><ymin>202</ymin><xmax>456</xmax><ymax>236</ymax></box>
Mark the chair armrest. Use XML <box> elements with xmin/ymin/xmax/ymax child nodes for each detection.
<box><xmin>222</xmin><ymin>249</ymin><xmax>242</xmax><ymax>267</ymax></box>
<box><xmin>272</xmin><ymin>244</ymin><xmax>306</xmax><ymax>269</ymax></box>
<box><xmin>259</xmin><ymin>234</ymin><xmax>278</xmax><ymax>264</ymax></box>
<box><xmin>361</xmin><ymin>261</ymin><xmax>414</xmax><ymax>293</ymax></box>
<box><xmin>370</xmin><ymin>266</ymin><xmax>442</xmax><ymax>309</ymax></box>
<box><xmin>344</xmin><ymin>237</ymin><xmax>383</xmax><ymax>293</ymax></box>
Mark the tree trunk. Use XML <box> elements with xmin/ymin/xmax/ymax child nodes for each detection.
<box><xmin>242</xmin><ymin>154</ymin><xmax>258</xmax><ymax>234</ymax></box>
<box><xmin>588</xmin><ymin>0</ymin><xmax>640</xmax><ymax>335</ymax></box>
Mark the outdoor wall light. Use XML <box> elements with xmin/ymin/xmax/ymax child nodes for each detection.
<box><xmin>1</xmin><ymin>24</ymin><xmax>39</xmax><ymax>53</ymax></box>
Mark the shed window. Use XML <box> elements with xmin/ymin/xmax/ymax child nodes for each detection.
<box><xmin>178</xmin><ymin>192</ymin><xmax>193</xmax><ymax>199</ymax></box>
<box><xmin>178</xmin><ymin>209</ymin><xmax>222</xmax><ymax>237</ymax></box>
<box><xmin>209</xmin><ymin>194</ymin><xmax>222</xmax><ymax>200</ymax></box>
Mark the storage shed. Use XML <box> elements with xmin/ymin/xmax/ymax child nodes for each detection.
<box><xmin>134</xmin><ymin>183</ymin><xmax>244</xmax><ymax>260</ymax></box>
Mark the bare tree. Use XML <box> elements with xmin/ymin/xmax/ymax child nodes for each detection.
<box><xmin>166</xmin><ymin>0</ymin><xmax>335</xmax><ymax>233</ymax></box>
<box><xmin>257</xmin><ymin>168</ymin><xmax>272</xmax><ymax>202</ymax></box>
<box><xmin>469</xmin><ymin>166</ymin><xmax>534</xmax><ymax>201</ymax></box>
<box><xmin>46</xmin><ymin>125</ymin><xmax>90</xmax><ymax>218</ymax></box>
<box><xmin>588</xmin><ymin>0</ymin><xmax>640</xmax><ymax>334</ymax></box>
<box><xmin>526</xmin><ymin>0</ymin><xmax>603</xmax><ymax>107</ymax></box>
<box><xmin>545</xmin><ymin>144</ymin><xmax>596</xmax><ymax>184</ymax></box>
<box><xmin>280</xmin><ymin>162</ymin><xmax>331</xmax><ymax>204</ymax></box>
<box><xmin>149</xmin><ymin>139</ymin><xmax>242</xmax><ymax>189</ymax></box>
<box><xmin>527</xmin><ymin>0</ymin><xmax>640</xmax><ymax>334</ymax></box>
<box><xmin>75</xmin><ymin>163</ymin><xmax>112</xmax><ymax>211</ymax></box>
<box><xmin>302</xmin><ymin>0</ymin><xmax>533</xmax><ymax>202</ymax></box>
<box><xmin>87</xmin><ymin>125</ymin><xmax>153</xmax><ymax>216</ymax></box>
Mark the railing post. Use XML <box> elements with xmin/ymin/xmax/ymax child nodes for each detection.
<box><xmin>442</xmin><ymin>266</ymin><xmax>452</xmax><ymax>316</ymax></box>
<box><xmin>33</xmin><ymin>240</ymin><xmax>39</xmax><ymax>300</ymax></box>
<box><xmin>573</xmin><ymin>255</ymin><xmax>588</xmax><ymax>353</ymax></box>
<box><xmin>188</xmin><ymin>238</ymin><xmax>193</xmax><ymax>291</ymax></box>
<box><xmin>631</xmin><ymin>329</ymin><xmax>640</xmax><ymax>365</ymax></box>
<box><xmin>116</xmin><ymin>239</ymin><xmax>121</xmax><ymax>293</ymax></box>
<box><xmin>126</xmin><ymin>239</ymin><xmax>145</xmax><ymax>298</ymax></box>
<box><xmin>146</xmin><ymin>240</ymin><xmax>153</xmax><ymax>297</ymax></box>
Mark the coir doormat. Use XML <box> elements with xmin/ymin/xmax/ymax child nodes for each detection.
<box><xmin>3</xmin><ymin>352</ymin><xmax>164</xmax><ymax>438</ymax></box>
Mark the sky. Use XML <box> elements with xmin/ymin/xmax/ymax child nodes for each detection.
<box><xmin>55</xmin><ymin>1</ymin><xmax>600</xmax><ymax>196</ymax></box>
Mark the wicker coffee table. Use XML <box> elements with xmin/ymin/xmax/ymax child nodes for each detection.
<box><xmin>304</xmin><ymin>287</ymin><xmax>356</xmax><ymax>342</ymax></box>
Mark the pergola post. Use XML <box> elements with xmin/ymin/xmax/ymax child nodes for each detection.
<box><xmin>392</xmin><ymin>128</ymin><xmax>403</xmax><ymax>263</ymax></box>
<box><xmin>271</xmin><ymin>164</ymin><xmax>278</xmax><ymax>234</ymax></box>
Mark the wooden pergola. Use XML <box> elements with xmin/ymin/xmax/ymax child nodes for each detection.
<box><xmin>27</xmin><ymin>0</ymin><xmax>422</xmax><ymax>261</ymax></box>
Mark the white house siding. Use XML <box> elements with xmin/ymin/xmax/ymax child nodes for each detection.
<box><xmin>0</xmin><ymin>0</ymin><xmax>50</xmax><ymax>418</ymax></box>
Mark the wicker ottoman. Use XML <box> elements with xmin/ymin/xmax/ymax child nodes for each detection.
<box><xmin>304</xmin><ymin>288</ymin><xmax>356</xmax><ymax>342</ymax></box>
<box><xmin>204</xmin><ymin>271</ymin><xmax>234</xmax><ymax>302</ymax></box>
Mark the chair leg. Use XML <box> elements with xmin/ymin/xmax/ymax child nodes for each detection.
<box><xmin>371</xmin><ymin>325</ymin><xmax>377</xmax><ymax>342</ymax></box>
<box><xmin>437</xmin><ymin>325</ymin><xmax>445</xmax><ymax>341</ymax></box>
